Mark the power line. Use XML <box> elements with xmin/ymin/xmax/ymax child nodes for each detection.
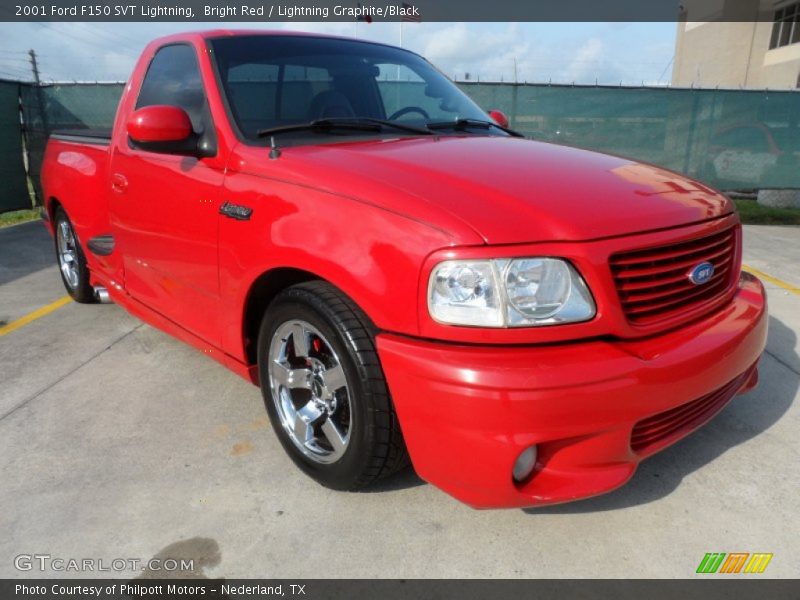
<box><xmin>70</xmin><ymin>22</ymin><xmax>144</xmax><ymax>48</ymax></box>
<box><xmin>0</xmin><ymin>63</ymin><xmax>31</xmax><ymax>76</ymax></box>
<box><xmin>0</xmin><ymin>70</ymin><xmax>31</xmax><ymax>81</ymax></box>
<box><xmin>34</xmin><ymin>23</ymin><xmax>121</xmax><ymax>52</ymax></box>
<box><xmin>34</xmin><ymin>22</ymin><xmax>142</xmax><ymax>53</ymax></box>
<box><xmin>657</xmin><ymin>56</ymin><xmax>675</xmax><ymax>85</ymax></box>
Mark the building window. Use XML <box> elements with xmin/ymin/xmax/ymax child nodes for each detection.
<box><xmin>770</xmin><ymin>3</ymin><xmax>800</xmax><ymax>49</ymax></box>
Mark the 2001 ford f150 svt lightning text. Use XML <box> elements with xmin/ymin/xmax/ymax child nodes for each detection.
<box><xmin>41</xmin><ymin>31</ymin><xmax>768</xmax><ymax>509</ymax></box>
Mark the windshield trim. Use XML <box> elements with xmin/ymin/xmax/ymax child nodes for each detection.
<box><xmin>206</xmin><ymin>32</ymin><xmax>427</xmax><ymax>59</ymax></box>
<box><xmin>206</xmin><ymin>37</ymin><xmax>252</xmax><ymax>146</ymax></box>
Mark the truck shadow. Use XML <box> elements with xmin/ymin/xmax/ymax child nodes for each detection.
<box><xmin>135</xmin><ymin>536</ymin><xmax>222</xmax><ymax>579</ymax></box>
<box><xmin>362</xmin><ymin>465</ymin><xmax>426</xmax><ymax>493</ymax></box>
<box><xmin>0</xmin><ymin>220</ymin><xmax>54</xmax><ymax>286</ymax></box>
<box><xmin>524</xmin><ymin>314</ymin><xmax>797</xmax><ymax>514</ymax></box>
<box><xmin>131</xmin><ymin>537</ymin><xmax>231</xmax><ymax>599</ymax></box>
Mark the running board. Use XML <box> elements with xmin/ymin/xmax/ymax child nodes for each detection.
<box><xmin>87</xmin><ymin>234</ymin><xmax>115</xmax><ymax>256</ymax></box>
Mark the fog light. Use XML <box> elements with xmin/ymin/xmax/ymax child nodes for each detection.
<box><xmin>512</xmin><ymin>445</ymin><xmax>538</xmax><ymax>483</ymax></box>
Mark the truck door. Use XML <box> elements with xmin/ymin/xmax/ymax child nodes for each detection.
<box><xmin>109</xmin><ymin>43</ymin><xmax>224</xmax><ymax>346</ymax></box>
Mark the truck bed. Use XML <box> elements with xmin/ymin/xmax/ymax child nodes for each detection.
<box><xmin>50</xmin><ymin>129</ymin><xmax>112</xmax><ymax>145</ymax></box>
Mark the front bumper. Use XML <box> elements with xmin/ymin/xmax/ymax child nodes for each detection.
<box><xmin>377</xmin><ymin>272</ymin><xmax>768</xmax><ymax>509</ymax></box>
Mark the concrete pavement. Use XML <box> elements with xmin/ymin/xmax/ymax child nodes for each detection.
<box><xmin>1</xmin><ymin>220</ymin><xmax>798</xmax><ymax>578</ymax></box>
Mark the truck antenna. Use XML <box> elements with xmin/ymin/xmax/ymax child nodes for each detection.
<box><xmin>269</xmin><ymin>136</ymin><xmax>281</xmax><ymax>160</ymax></box>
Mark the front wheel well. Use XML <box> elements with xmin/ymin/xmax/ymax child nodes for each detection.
<box><xmin>242</xmin><ymin>268</ymin><xmax>321</xmax><ymax>365</ymax></box>
<box><xmin>47</xmin><ymin>197</ymin><xmax>62</xmax><ymax>220</ymax></box>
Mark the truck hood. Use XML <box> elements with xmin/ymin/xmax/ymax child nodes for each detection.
<box><xmin>274</xmin><ymin>136</ymin><xmax>733</xmax><ymax>245</ymax></box>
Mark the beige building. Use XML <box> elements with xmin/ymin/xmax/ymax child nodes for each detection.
<box><xmin>673</xmin><ymin>0</ymin><xmax>800</xmax><ymax>88</ymax></box>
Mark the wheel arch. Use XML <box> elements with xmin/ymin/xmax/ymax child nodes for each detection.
<box><xmin>46</xmin><ymin>196</ymin><xmax>62</xmax><ymax>219</ymax></box>
<box><xmin>242</xmin><ymin>267</ymin><xmax>375</xmax><ymax>365</ymax></box>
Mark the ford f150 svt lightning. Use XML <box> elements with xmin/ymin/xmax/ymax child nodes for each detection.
<box><xmin>41</xmin><ymin>31</ymin><xmax>768</xmax><ymax>508</ymax></box>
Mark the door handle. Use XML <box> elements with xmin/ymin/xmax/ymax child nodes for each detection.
<box><xmin>111</xmin><ymin>173</ymin><xmax>128</xmax><ymax>193</ymax></box>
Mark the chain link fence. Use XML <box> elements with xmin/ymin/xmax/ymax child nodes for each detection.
<box><xmin>1</xmin><ymin>80</ymin><xmax>800</xmax><ymax>214</ymax></box>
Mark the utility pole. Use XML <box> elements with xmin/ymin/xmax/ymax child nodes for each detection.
<box><xmin>28</xmin><ymin>49</ymin><xmax>49</xmax><ymax>137</ymax></box>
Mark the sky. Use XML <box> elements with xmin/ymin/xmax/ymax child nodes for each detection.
<box><xmin>0</xmin><ymin>22</ymin><xmax>676</xmax><ymax>85</ymax></box>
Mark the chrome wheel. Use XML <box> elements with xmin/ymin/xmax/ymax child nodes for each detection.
<box><xmin>56</xmin><ymin>218</ymin><xmax>79</xmax><ymax>290</ymax></box>
<box><xmin>268</xmin><ymin>319</ymin><xmax>352</xmax><ymax>464</ymax></box>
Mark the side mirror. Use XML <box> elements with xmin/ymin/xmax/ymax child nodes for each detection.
<box><xmin>127</xmin><ymin>105</ymin><xmax>197</xmax><ymax>154</ymax></box>
<box><xmin>488</xmin><ymin>109</ymin><xmax>509</xmax><ymax>129</ymax></box>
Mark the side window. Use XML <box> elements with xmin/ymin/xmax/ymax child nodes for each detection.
<box><xmin>716</xmin><ymin>127</ymin><xmax>766</xmax><ymax>151</ymax></box>
<box><xmin>714</xmin><ymin>130</ymin><xmax>732</xmax><ymax>146</ymax></box>
<box><xmin>136</xmin><ymin>44</ymin><xmax>209</xmax><ymax>133</ymax></box>
<box><xmin>741</xmin><ymin>128</ymin><xmax>770</xmax><ymax>153</ymax></box>
<box><xmin>720</xmin><ymin>127</ymin><xmax>769</xmax><ymax>153</ymax></box>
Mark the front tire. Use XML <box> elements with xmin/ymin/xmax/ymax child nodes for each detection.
<box><xmin>53</xmin><ymin>207</ymin><xmax>94</xmax><ymax>303</ymax></box>
<box><xmin>257</xmin><ymin>281</ymin><xmax>409</xmax><ymax>490</ymax></box>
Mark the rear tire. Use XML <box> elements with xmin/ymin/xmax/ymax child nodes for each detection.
<box><xmin>53</xmin><ymin>207</ymin><xmax>95</xmax><ymax>303</ymax></box>
<box><xmin>257</xmin><ymin>281</ymin><xmax>409</xmax><ymax>490</ymax></box>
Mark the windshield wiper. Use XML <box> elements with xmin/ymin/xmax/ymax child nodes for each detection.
<box><xmin>257</xmin><ymin>117</ymin><xmax>432</xmax><ymax>138</ymax></box>
<box><xmin>345</xmin><ymin>117</ymin><xmax>433</xmax><ymax>135</ymax></box>
<box><xmin>426</xmin><ymin>118</ymin><xmax>524</xmax><ymax>138</ymax></box>
<box><xmin>257</xmin><ymin>119</ymin><xmax>379</xmax><ymax>137</ymax></box>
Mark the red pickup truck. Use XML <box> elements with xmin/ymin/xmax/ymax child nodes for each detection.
<box><xmin>41</xmin><ymin>30</ymin><xmax>768</xmax><ymax>509</ymax></box>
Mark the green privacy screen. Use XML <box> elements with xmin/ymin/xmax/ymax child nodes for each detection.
<box><xmin>0</xmin><ymin>81</ymin><xmax>32</xmax><ymax>213</ymax></box>
<box><xmin>20</xmin><ymin>82</ymin><xmax>124</xmax><ymax>203</ymax></box>
<box><xmin>6</xmin><ymin>81</ymin><xmax>800</xmax><ymax>214</ymax></box>
<box><xmin>385</xmin><ymin>81</ymin><xmax>800</xmax><ymax>190</ymax></box>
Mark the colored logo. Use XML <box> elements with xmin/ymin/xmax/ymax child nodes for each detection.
<box><xmin>696</xmin><ymin>553</ymin><xmax>773</xmax><ymax>574</ymax></box>
<box><xmin>688</xmin><ymin>261</ymin><xmax>715</xmax><ymax>285</ymax></box>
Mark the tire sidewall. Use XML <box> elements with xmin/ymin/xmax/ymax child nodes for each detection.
<box><xmin>53</xmin><ymin>207</ymin><xmax>94</xmax><ymax>303</ymax></box>
<box><xmin>258</xmin><ymin>293</ymin><xmax>375</xmax><ymax>490</ymax></box>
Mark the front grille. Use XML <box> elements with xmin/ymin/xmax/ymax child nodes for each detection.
<box><xmin>631</xmin><ymin>367</ymin><xmax>752</xmax><ymax>455</ymax></box>
<box><xmin>610</xmin><ymin>226</ymin><xmax>737</xmax><ymax>325</ymax></box>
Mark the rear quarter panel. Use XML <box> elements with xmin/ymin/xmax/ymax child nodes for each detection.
<box><xmin>41</xmin><ymin>139</ymin><xmax>110</xmax><ymax>252</ymax></box>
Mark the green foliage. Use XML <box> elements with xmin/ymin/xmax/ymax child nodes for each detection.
<box><xmin>734</xmin><ymin>199</ymin><xmax>800</xmax><ymax>225</ymax></box>
<box><xmin>0</xmin><ymin>209</ymin><xmax>40</xmax><ymax>228</ymax></box>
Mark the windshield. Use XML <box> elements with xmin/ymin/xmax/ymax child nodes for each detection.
<box><xmin>209</xmin><ymin>35</ymin><xmax>497</xmax><ymax>142</ymax></box>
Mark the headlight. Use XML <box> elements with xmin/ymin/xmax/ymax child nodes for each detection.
<box><xmin>429</xmin><ymin>261</ymin><xmax>503</xmax><ymax>327</ymax></box>
<box><xmin>428</xmin><ymin>257</ymin><xmax>595</xmax><ymax>327</ymax></box>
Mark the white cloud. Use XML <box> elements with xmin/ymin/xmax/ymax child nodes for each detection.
<box><xmin>568</xmin><ymin>38</ymin><xmax>604</xmax><ymax>77</ymax></box>
<box><xmin>413</xmin><ymin>23</ymin><xmax>533</xmax><ymax>81</ymax></box>
<box><xmin>562</xmin><ymin>37</ymin><xmax>617</xmax><ymax>84</ymax></box>
<box><xmin>0</xmin><ymin>22</ymin><xmax>675</xmax><ymax>85</ymax></box>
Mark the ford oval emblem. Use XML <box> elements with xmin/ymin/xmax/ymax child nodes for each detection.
<box><xmin>688</xmin><ymin>261</ymin><xmax>715</xmax><ymax>285</ymax></box>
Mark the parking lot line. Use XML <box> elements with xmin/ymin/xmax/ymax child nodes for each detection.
<box><xmin>0</xmin><ymin>295</ymin><xmax>72</xmax><ymax>337</ymax></box>
<box><xmin>742</xmin><ymin>264</ymin><xmax>800</xmax><ymax>297</ymax></box>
